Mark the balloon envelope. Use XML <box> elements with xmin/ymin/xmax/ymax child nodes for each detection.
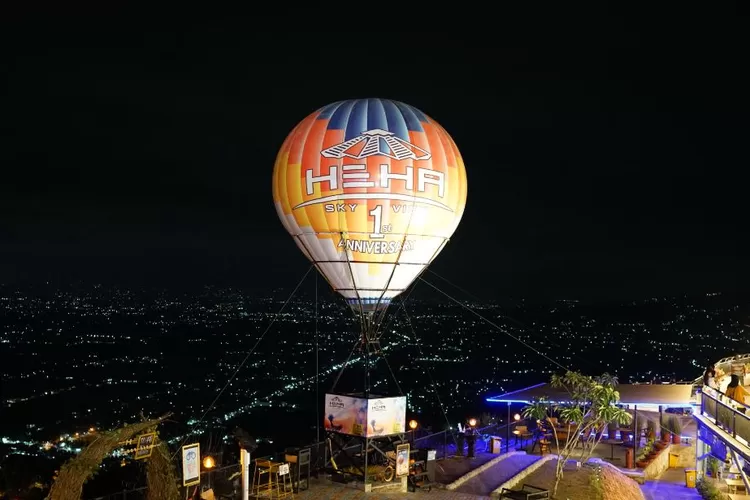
<box><xmin>273</xmin><ymin>99</ymin><xmax>467</xmax><ymax>313</ymax></box>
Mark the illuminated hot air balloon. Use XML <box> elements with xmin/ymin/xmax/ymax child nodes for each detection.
<box><xmin>273</xmin><ymin>98</ymin><xmax>467</xmax><ymax>324</ymax></box>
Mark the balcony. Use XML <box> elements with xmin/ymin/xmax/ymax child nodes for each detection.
<box><xmin>696</xmin><ymin>386</ymin><xmax>750</xmax><ymax>457</ymax></box>
<box><xmin>695</xmin><ymin>386</ymin><xmax>750</xmax><ymax>494</ymax></box>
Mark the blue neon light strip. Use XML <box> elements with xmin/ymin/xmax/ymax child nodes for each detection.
<box><xmin>484</xmin><ymin>398</ymin><xmax>692</xmax><ymax>408</ymax></box>
<box><xmin>485</xmin><ymin>381</ymin><xmax>693</xmax><ymax>407</ymax></box>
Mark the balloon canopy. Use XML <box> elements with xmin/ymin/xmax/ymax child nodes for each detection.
<box><xmin>273</xmin><ymin>98</ymin><xmax>467</xmax><ymax>315</ymax></box>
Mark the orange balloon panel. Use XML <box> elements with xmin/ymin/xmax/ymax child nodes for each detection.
<box><xmin>273</xmin><ymin>99</ymin><xmax>467</xmax><ymax>312</ymax></box>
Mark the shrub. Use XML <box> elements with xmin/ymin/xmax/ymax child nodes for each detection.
<box><xmin>696</xmin><ymin>477</ymin><xmax>730</xmax><ymax>500</ymax></box>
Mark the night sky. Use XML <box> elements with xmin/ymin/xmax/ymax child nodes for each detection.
<box><xmin>2</xmin><ymin>13</ymin><xmax>748</xmax><ymax>301</ymax></box>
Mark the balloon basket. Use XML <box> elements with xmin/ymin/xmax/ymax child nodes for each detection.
<box><xmin>324</xmin><ymin>430</ymin><xmax>409</xmax><ymax>493</ymax></box>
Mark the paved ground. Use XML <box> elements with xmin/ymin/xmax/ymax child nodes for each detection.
<box><xmin>453</xmin><ymin>453</ymin><xmax>541</xmax><ymax>497</ymax></box>
<box><xmin>641</xmin><ymin>468</ymin><xmax>701</xmax><ymax>500</ymax></box>
<box><xmin>295</xmin><ymin>479</ymin><xmax>483</xmax><ymax>499</ymax></box>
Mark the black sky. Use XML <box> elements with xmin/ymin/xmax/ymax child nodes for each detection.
<box><xmin>2</xmin><ymin>12</ymin><xmax>749</xmax><ymax>300</ymax></box>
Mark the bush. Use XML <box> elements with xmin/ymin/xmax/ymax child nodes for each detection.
<box><xmin>670</xmin><ymin>415</ymin><xmax>682</xmax><ymax>435</ymax></box>
<box><xmin>696</xmin><ymin>477</ymin><xmax>730</xmax><ymax>500</ymax></box>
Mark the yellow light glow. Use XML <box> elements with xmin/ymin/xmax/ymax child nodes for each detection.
<box><xmin>203</xmin><ymin>456</ymin><xmax>215</xmax><ymax>469</ymax></box>
<box><xmin>468</xmin><ymin>418</ymin><xmax>477</xmax><ymax>427</ymax></box>
<box><xmin>408</xmin><ymin>419</ymin><xmax>418</xmax><ymax>430</ymax></box>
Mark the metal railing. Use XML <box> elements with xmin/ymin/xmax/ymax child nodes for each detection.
<box><xmin>692</xmin><ymin>354</ymin><xmax>750</xmax><ymax>385</ymax></box>
<box><xmin>87</xmin><ymin>422</ymin><xmax>512</xmax><ymax>499</ymax></box>
<box><xmin>412</xmin><ymin>422</ymin><xmax>510</xmax><ymax>458</ymax></box>
<box><xmin>699</xmin><ymin>386</ymin><xmax>750</xmax><ymax>447</ymax></box>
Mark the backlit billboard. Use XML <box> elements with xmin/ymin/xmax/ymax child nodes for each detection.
<box><xmin>324</xmin><ymin>393</ymin><xmax>407</xmax><ymax>437</ymax></box>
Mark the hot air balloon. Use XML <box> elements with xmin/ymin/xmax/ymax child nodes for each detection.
<box><xmin>273</xmin><ymin>98</ymin><xmax>467</xmax><ymax>338</ymax></box>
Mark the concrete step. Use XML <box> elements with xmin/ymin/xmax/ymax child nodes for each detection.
<box><xmin>454</xmin><ymin>453</ymin><xmax>542</xmax><ymax>497</ymax></box>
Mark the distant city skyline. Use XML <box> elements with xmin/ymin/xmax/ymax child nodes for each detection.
<box><xmin>3</xmin><ymin>283</ymin><xmax>747</xmax><ymax>434</ymax></box>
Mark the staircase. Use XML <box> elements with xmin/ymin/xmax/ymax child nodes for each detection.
<box><xmin>454</xmin><ymin>453</ymin><xmax>543</xmax><ymax>497</ymax></box>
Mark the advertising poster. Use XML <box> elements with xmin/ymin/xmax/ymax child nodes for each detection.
<box><xmin>181</xmin><ymin>443</ymin><xmax>200</xmax><ymax>487</ymax></box>
<box><xmin>324</xmin><ymin>394</ymin><xmax>367</xmax><ymax>436</ymax></box>
<box><xmin>367</xmin><ymin>396</ymin><xmax>407</xmax><ymax>436</ymax></box>
<box><xmin>324</xmin><ymin>394</ymin><xmax>407</xmax><ymax>437</ymax></box>
<box><xmin>396</xmin><ymin>443</ymin><xmax>410</xmax><ymax>477</ymax></box>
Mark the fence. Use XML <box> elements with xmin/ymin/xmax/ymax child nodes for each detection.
<box><xmin>411</xmin><ymin>421</ymin><xmax>510</xmax><ymax>459</ymax></box>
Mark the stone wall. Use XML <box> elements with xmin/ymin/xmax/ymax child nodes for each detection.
<box><xmin>643</xmin><ymin>445</ymin><xmax>670</xmax><ymax>479</ymax></box>
<box><xmin>672</xmin><ymin>442</ymin><xmax>696</xmax><ymax>468</ymax></box>
<box><xmin>642</xmin><ymin>443</ymin><xmax>695</xmax><ymax>479</ymax></box>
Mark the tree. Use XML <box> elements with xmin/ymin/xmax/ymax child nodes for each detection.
<box><xmin>522</xmin><ymin>371</ymin><xmax>632</xmax><ymax>497</ymax></box>
<box><xmin>48</xmin><ymin>414</ymin><xmax>176</xmax><ymax>500</ymax></box>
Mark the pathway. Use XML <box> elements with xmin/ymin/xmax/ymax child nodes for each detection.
<box><xmin>295</xmin><ymin>480</ymin><xmax>483</xmax><ymax>499</ymax></box>
<box><xmin>453</xmin><ymin>453</ymin><xmax>541</xmax><ymax>496</ymax></box>
<box><xmin>436</xmin><ymin>453</ymin><xmax>501</xmax><ymax>484</ymax></box>
<box><xmin>641</xmin><ymin>468</ymin><xmax>701</xmax><ymax>500</ymax></box>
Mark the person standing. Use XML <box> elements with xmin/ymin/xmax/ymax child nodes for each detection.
<box><xmin>703</xmin><ymin>365</ymin><xmax>718</xmax><ymax>390</ymax></box>
<box><xmin>726</xmin><ymin>374</ymin><xmax>748</xmax><ymax>412</ymax></box>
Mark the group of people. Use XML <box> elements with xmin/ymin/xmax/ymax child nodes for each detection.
<box><xmin>703</xmin><ymin>363</ymin><xmax>750</xmax><ymax>411</ymax></box>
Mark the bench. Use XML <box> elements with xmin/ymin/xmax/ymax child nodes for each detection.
<box><xmin>498</xmin><ymin>483</ymin><xmax>550</xmax><ymax>499</ymax></box>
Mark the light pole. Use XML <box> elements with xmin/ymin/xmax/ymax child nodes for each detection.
<box><xmin>467</xmin><ymin>418</ymin><xmax>477</xmax><ymax>458</ymax></box>
<box><xmin>202</xmin><ymin>455</ymin><xmax>215</xmax><ymax>489</ymax></box>
<box><xmin>408</xmin><ymin>419</ymin><xmax>418</xmax><ymax>445</ymax></box>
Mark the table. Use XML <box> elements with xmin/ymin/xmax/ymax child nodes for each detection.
<box><xmin>513</xmin><ymin>430</ymin><xmax>533</xmax><ymax>448</ymax></box>
<box><xmin>726</xmin><ymin>478</ymin><xmax>746</xmax><ymax>494</ymax></box>
<box><xmin>602</xmin><ymin>439</ymin><xmax>623</xmax><ymax>460</ymax></box>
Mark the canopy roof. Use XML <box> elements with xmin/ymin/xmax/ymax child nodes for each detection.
<box><xmin>486</xmin><ymin>382</ymin><xmax>695</xmax><ymax>407</ymax></box>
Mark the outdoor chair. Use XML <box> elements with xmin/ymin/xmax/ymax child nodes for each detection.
<box><xmin>530</xmin><ymin>437</ymin><xmax>551</xmax><ymax>455</ymax></box>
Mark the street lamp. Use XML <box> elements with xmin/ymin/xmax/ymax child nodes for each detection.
<box><xmin>466</xmin><ymin>419</ymin><xmax>477</xmax><ymax>458</ymax></box>
<box><xmin>512</xmin><ymin>413</ymin><xmax>522</xmax><ymax>450</ymax></box>
<box><xmin>408</xmin><ymin>419</ymin><xmax>418</xmax><ymax>444</ymax></box>
<box><xmin>203</xmin><ymin>455</ymin><xmax>216</xmax><ymax>489</ymax></box>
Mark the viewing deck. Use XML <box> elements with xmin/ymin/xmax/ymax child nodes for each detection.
<box><xmin>695</xmin><ymin>386</ymin><xmax>750</xmax><ymax>460</ymax></box>
<box><xmin>91</xmin><ymin>380</ymin><xmax>750</xmax><ymax>499</ymax></box>
<box><xmin>694</xmin><ymin>386</ymin><xmax>750</xmax><ymax>496</ymax></box>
